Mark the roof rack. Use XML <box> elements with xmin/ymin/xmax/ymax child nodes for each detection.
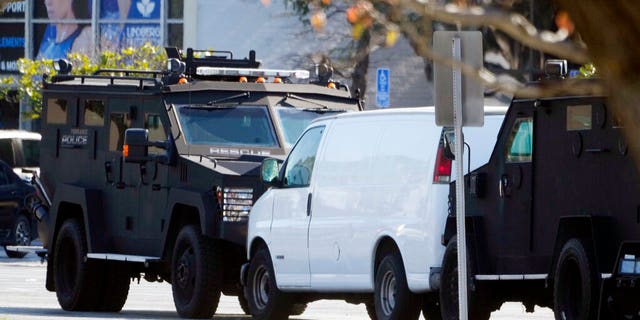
<box><xmin>166</xmin><ymin>47</ymin><xmax>262</xmax><ymax>78</ymax></box>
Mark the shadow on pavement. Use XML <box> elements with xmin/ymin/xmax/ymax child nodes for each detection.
<box><xmin>0</xmin><ymin>307</ymin><xmax>255</xmax><ymax>319</ymax></box>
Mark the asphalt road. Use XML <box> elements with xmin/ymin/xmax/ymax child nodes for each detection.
<box><xmin>0</xmin><ymin>250</ymin><xmax>555</xmax><ymax>320</ymax></box>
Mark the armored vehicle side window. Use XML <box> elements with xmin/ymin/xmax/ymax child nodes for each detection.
<box><xmin>47</xmin><ymin>98</ymin><xmax>67</xmax><ymax>124</ymax></box>
<box><xmin>506</xmin><ymin>117</ymin><xmax>533</xmax><ymax>163</ymax></box>
<box><xmin>84</xmin><ymin>100</ymin><xmax>105</xmax><ymax>126</ymax></box>
<box><xmin>274</xmin><ymin>106</ymin><xmax>343</xmax><ymax>148</ymax></box>
<box><xmin>176</xmin><ymin>105</ymin><xmax>278</xmax><ymax>147</ymax></box>
<box><xmin>283</xmin><ymin>126</ymin><xmax>324</xmax><ymax>187</ymax></box>
<box><xmin>145</xmin><ymin>113</ymin><xmax>167</xmax><ymax>155</ymax></box>
<box><xmin>567</xmin><ymin>104</ymin><xmax>592</xmax><ymax>131</ymax></box>
<box><xmin>109</xmin><ymin>113</ymin><xmax>131</xmax><ymax>151</ymax></box>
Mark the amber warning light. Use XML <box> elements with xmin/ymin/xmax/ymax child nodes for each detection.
<box><xmin>123</xmin><ymin>145</ymin><xmax>129</xmax><ymax>157</ymax></box>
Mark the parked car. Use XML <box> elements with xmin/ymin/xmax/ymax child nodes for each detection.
<box><xmin>0</xmin><ymin>160</ymin><xmax>36</xmax><ymax>258</ymax></box>
<box><xmin>243</xmin><ymin>105</ymin><xmax>506</xmax><ymax>320</ymax></box>
<box><xmin>0</xmin><ymin>130</ymin><xmax>41</xmax><ymax>182</ymax></box>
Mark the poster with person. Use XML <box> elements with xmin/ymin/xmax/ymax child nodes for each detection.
<box><xmin>34</xmin><ymin>0</ymin><xmax>92</xmax><ymax>60</ymax></box>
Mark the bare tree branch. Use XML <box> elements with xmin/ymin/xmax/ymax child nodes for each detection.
<box><xmin>387</xmin><ymin>0</ymin><xmax>590</xmax><ymax>64</ymax></box>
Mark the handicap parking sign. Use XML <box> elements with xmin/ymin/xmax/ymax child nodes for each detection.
<box><xmin>376</xmin><ymin>68</ymin><xmax>390</xmax><ymax>108</ymax></box>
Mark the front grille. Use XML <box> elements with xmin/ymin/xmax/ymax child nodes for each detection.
<box><xmin>221</xmin><ymin>187</ymin><xmax>253</xmax><ymax>222</ymax></box>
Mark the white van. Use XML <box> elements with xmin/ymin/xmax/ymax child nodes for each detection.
<box><xmin>0</xmin><ymin>130</ymin><xmax>41</xmax><ymax>182</ymax></box>
<box><xmin>243</xmin><ymin>106</ymin><xmax>506</xmax><ymax>320</ymax></box>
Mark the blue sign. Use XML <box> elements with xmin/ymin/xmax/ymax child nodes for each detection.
<box><xmin>376</xmin><ymin>68</ymin><xmax>390</xmax><ymax>108</ymax></box>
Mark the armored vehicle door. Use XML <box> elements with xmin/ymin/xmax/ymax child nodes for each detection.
<box><xmin>103</xmin><ymin>98</ymin><xmax>143</xmax><ymax>253</ymax></box>
<box><xmin>137</xmin><ymin>98</ymin><xmax>171</xmax><ymax>254</ymax></box>
<box><xmin>496</xmin><ymin>102</ymin><xmax>534</xmax><ymax>273</ymax></box>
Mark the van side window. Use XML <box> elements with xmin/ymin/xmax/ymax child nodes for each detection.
<box><xmin>505</xmin><ymin>117</ymin><xmax>533</xmax><ymax>163</ymax></box>
<box><xmin>109</xmin><ymin>113</ymin><xmax>131</xmax><ymax>151</ymax></box>
<box><xmin>145</xmin><ymin>113</ymin><xmax>167</xmax><ymax>155</ymax></box>
<box><xmin>0</xmin><ymin>139</ymin><xmax>14</xmax><ymax>166</ymax></box>
<box><xmin>47</xmin><ymin>98</ymin><xmax>67</xmax><ymax>124</ymax></box>
<box><xmin>283</xmin><ymin>126</ymin><xmax>324</xmax><ymax>187</ymax></box>
<box><xmin>84</xmin><ymin>100</ymin><xmax>105</xmax><ymax>126</ymax></box>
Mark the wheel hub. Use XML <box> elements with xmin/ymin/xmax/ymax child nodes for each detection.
<box><xmin>176</xmin><ymin>251</ymin><xmax>193</xmax><ymax>289</ymax></box>
<box><xmin>15</xmin><ymin>220</ymin><xmax>29</xmax><ymax>245</ymax></box>
<box><xmin>380</xmin><ymin>270</ymin><xmax>397</xmax><ymax>315</ymax></box>
<box><xmin>253</xmin><ymin>265</ymin><xmax>270</xmax><ymax>309</ymax></box>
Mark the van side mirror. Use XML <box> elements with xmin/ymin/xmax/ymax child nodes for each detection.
<box><xmin>261</xmin><ymin>158</ymin><xmax>281</xmax><ymax>185</ymax></box>
<box><xmin>124</xmin><ymin>129</ymin><xmax>149</xmax><ymax>163</ymax></box>
<box><xmin>443</xmin><ymin>131</ymin><xmax>456</xmax><ymax>160</ymax></box>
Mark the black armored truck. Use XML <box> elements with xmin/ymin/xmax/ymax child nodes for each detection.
<box><xmin>29</xmin><ymin>48</ymin><xmax>362</xmax><ymax>318</ymax></box>
<box><xmin>440</xmin><ymin>77</ymin><xmax>640</xmax><ymax>319</ymax></box>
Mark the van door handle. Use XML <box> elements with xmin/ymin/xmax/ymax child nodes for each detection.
<box><xmin>306</xmin><ymin>193</ymin><xmax>312</xmax><ymax>216</ymax></box>
<box><xmin>499</xmin><ymin>175</ymin><xmax>509</xmax><ymax>198</ymax></box>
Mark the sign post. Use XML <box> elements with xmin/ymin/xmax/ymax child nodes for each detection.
<box><xmin>433</xmin><ymin>31</ymin><xmax>483</xmax><ymax>320</ymax></box>
<box><xmin>376</xmin><ymin>67</ymin><xmax>390</xmax><ymax>108</ymax></box>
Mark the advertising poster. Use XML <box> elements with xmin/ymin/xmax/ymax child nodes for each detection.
<box><xmin>0</xmin><ymin>1</ymin><xmax>26</xmax><ymax>73</ymax></box>
<box><xmin>101</xmin><ymin>0</ymin><xmax>161</xmax><ymax>50</ymax></box>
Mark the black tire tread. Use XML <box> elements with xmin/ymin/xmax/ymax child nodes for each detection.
<box><xmin>553</xmin><ymin>238</ymin><xmax>599</xmax><ymax>320</ymax></box>
<box><xmin>171</xmin><ymin>225</ymin><xmax>222</xmax><ymax>319</ymax></box>
<box><xmin>374</xmin><ymin>252</ymin><xmax>421</xmax><ymax>320</ymax></box>
<box><xmin>245</xmin><ymin>247</ymin><xmax>292</xmax><ymax>320</ymax></box>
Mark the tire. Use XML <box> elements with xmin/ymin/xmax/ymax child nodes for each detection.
<box><xmin>553</xmin><ymin>238</ymin><xmax>599</xmax><ymax>320</ymax></box>
<box><xmin>439</xmin><ymin>237</ymin><xmax>490</xmax><ymax>320</ymax></box>
<box><xmin>171</xmin><ymin>225</ymin><xmax>222</xmax><ymax>319</ymax></box>
<box><xmin>4</xmin><ymin>215</ymin><xmax>31</xmax><ymax>259</ymax></box>
<box><xmin>290</xmin><ymin>302</ymin><xmax>308</xmax><ymax>316</ymax></box>
<box><xmin>238</xmin><ymin>292</ymin><xmax>250</xmax><ymax>315</ymax></box>
<box><xmin>93</xmin><ymin>261</ymin><xmax>130</xmax><ymax>312</ymax></box>
<box><xmin>422</xmin><ymin>292</ymin><xmax>442</xmax><ymax>320</ymax></box>
<box><xmin>53</xmin><ymin>219</ymin><xmax>100</xmax><ymax>311</ymax></box>
<box><xmin>245</xmin><ymin>246</ymin><xmax>292</xmax><ymax>320</ymax></box>
<box><xmin>365</xmin><ymin>300</ymin><xmax>377</xmax><ymax>320</ymax></box>
<box><xmin>374</xmin><ymin>253</ymin><xmax>421</xmax><ymax>320</ymax></box>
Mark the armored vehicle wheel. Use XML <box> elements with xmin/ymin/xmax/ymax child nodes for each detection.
<box><xmin>290</xmin><ymin>302</ymin><xmax>308</xmax><ymax>316</ymax></box>
<box><xmin>4</xmin><ymin>215</ymin><xmax>30</xmax><ymax>258</ymax></box>
<box><xmin>94</xmin><ymin>261</ymin><xmax>130</xmax><ymax>312</ymax></box>
<box><xmin>53</xmin><ymin>219</ymin><xmax>99</xmax><ymax>311</ymax></box>
<box><xmin>374</xmin><ymin>253</ymin><xmax>421</xmax><ymax>320</ymax></box>
<box><xmin>553</xmin><ymin>238</ymin><xmax>599</xmax><ymax>320</ymax></box>
<box><xmin>422</xmin><ymin>292</ymin><xmax>442</xmax><ymax>320</ymax></box>
<box><xmin>439</xmin><ymin>237</ymin><xmax>490</xmax><ymax>320</ymax></box>
<box><xmin>171</xmin><ymin>225</ymin><xmax>222</xmax><ymax>318</ymax></box>
<box><xmin>245</xmin><ymin>246</ymin><xmax>292</xmax><ymax>320</ymax></box>
<box><xmin>365</xmin><ymin>300</ymin><xmax>377</xmax><ymax>320</ymax></box>
<box><xmin>238</xmin><ymin>292</ymin><xmax>250</xmax><ymax>315</ymax></box>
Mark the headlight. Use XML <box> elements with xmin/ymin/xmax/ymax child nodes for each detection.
<box><xmin>620</xmin><ymin>254</ymin><xmax>639</xmax><ymax>274</ymax></box>
<box><xmin>221</xmin><ymin>187</ymin><xmax>254</xmax><ymax>222</ymax></box>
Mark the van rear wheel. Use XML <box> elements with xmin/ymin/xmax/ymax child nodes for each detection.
<box><xmin>553</xmin><ymin>238</ymin><xmax>599</xmax><ymax>320</ymax></box>
<box><xmin>245</xmin><ymin>247</ymin><xmax>292</xmax><ymax>320</ymax></box>
<box><xmin>374</xmin><ymin>253</ymin><xmax>421</xmax><ymax>320</ymax></box>
<box><xmin>171</xmin><ymin>225</ymin><xmax>222</xmax><ymax>318</ymax></box>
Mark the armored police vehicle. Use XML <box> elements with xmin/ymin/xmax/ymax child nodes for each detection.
<box><xmin>440</xmin><ymin>76</ymin><xmax>640</xmax><ymax>319</ymax></box>
<box><xmin>30</xmin><ymin>48</ymin><xmax>362</xmax><ymax>318</ymax></box>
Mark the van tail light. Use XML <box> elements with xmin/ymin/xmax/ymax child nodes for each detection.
<box><xmin>433</xmin><ymin>143</ymin><xmax>452</xmax><ymax>184</ymax></box>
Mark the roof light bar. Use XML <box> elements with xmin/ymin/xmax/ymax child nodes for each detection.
<box><xmin>196</xmin><ymin>67</ymin><xmax>310</xmax><ymax>80</ymax></box>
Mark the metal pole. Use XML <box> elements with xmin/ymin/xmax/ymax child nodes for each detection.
<box><xmin>453</xmin><ymin>35</ymin><xmax>469</xmax><ymax>320</ymax></box>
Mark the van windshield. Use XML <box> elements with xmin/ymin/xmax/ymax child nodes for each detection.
<box><xmin>176</xmin><ymin>104</ymin><xmax>278</xmax><ymax>148</ymax></box>
<box><xmin>274</xmin><ymin>106</ymin><xmax>343</xmax><ymax>148</ymax></box>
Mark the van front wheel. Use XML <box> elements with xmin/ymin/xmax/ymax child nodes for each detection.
<box><xmin>245</xmin><ymin>247</ymin><xmax>292</xmax><ymax>320</ymax></box>
<box><xmin>374</xmin><ymin>253</ymin><xmax>421</xmax><ymax>320</ymax></box>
